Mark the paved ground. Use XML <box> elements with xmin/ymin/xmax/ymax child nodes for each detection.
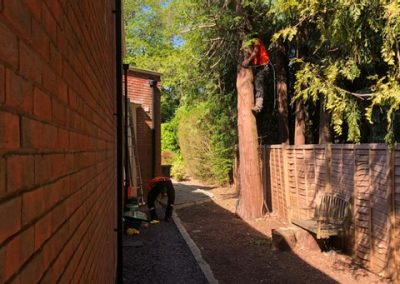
<box><xmin>122</xmin><ymin>180</ymin><xmax>213</xmax><ymax>284</ymax></box>
<box><xmin>122</xmin><ymin>179</ymin><xmax>388</xmax><ymax>284</ymax></box>
<box><xmin>173</xmin><ymin>181</ymin><xmax>215</xmax><ymax>206</ymax></box>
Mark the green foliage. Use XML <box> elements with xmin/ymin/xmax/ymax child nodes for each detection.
<box><xmin>126</xmin><ymin>0</ymin><xmax>400</xmax><ymax>186</ymax></box>
<box><xmin>171</xmin><ymin>153</ymin><xmax>186</xmax><ymax>181</ymax></box>
<box><xmin>176</xmin><ymin>102</ymin><xmax>234</xmax><ymax>184</ymax></box>
<box><xmin>161</xmin><ymin>120</ymin><xmax>180</xmax><ymax>153</ymax></box>
<box><xmin>124</xmin><ymin>0</ymin><xmax>244</xmax><ymax>184</ymax></box>
<box><xmin>366</xmin><ymin>76</ymin><xmax>400</xmax><ymax>143</ymax></box>
<box><xmin>273</xmin><ymin>0</ymin><xmax>400</xmax><ymax>143</ymax></box>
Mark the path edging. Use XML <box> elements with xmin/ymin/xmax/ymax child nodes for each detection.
<box><xmin>172</xmin><ymin>212</ymin><xmax>219</xmax><ymax>284</ymax></box>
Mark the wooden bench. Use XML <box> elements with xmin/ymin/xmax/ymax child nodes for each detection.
<box><xmin>291</xmin><ymin>193</ymin><xmax>352</xmax><ymax>239</ymax></box>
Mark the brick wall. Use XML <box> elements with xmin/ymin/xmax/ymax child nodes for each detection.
<box><xmin>126</xmin><ymin>68</ymin><xmax>161</xmax><ymax>193</ymax></box>
<box><xmin>0</xmin><ymin>1</ymin><xmax>117</xmax><ymax>283</ymax></box>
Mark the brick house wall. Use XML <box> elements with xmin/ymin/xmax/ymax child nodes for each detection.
<box><xmin>126</xmin><ymin>68</ymin><xmax>161</xmax><ymax>194</ymax></box>
<box><xmin>0</xmin><ymin>1</ymin><xmax>117</xmax><ymax>283</ymax></box>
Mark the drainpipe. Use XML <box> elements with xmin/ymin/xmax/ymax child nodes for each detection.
<box><xmin>149</xmin><ymin>80</ymin><xmax>158</xmax><ymax>177</ymax></box>
<box><xmin>123</xmin><ymin>64</ymin><xmax>130</xmax><ymax>189</ymax></box>
<box><xmin>114</xmin><ymin>0</ymin><xmax>123</xmax><ymax>283</ymax></box>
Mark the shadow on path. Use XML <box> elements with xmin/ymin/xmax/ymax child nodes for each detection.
<box><xmin>123</xmin><ymin>205</ymin><xmax>208</xmax><ymax>284</ymax></box>
<box><xmin>123</xmin><ymin>180</ymin><xmax>214</xmax><ymax>283</ymax></box>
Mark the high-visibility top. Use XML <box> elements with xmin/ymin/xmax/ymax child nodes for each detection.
<box><xmin>251</xmin><ymin>38</ymin><xmax>269</xmax><ymax>66</ymax></box>
<box><xmin>146</xmin><ymin>176</ymin><xmax>171</xmax><ymax>191</ymax></box>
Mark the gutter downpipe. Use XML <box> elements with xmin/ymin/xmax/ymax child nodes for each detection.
<box><xmin>149</xmin><ymin>80</ymin><xmax>157</xmax><ymax>177</ymax></box>
<box><xmin>114</xmin><ymin>0</ymin><xmax>123</xmax><ymax>283</ymax></box>
<box><xmin>123</xmin><ymin>64</ymin><xmax>130</xmax><ymax>191</ymax></box>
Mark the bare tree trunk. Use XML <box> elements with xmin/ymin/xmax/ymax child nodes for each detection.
<box><xmin>294</xmin><ymin>100</ymin><xmax>306</xmax><ymax>145</ymax></box>
<box><xmin>236</xmin><ymin>66</ymin><xmax>263</xmax><ymax>220</ymax></box>
<box><xmin>275</xmin><ymin>44</ymin><xmax>289</xmax><ymax>144</ymax></box>
<box><xmin>232</xmin><ymin>145</ymin><xmax>240</xmax><ymax>195</ymax></box>
<box><xmin>318</xmin><ymin>96</ymin><xmax>331</xmax><ymax>144</ymax></box>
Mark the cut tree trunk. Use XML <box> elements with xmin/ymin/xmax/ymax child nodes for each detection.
<box><xmin>236</xmin><ymin>66</ymin><xmax>263</xmax><ymax>220</ymax></box>
<box><xmin>318</xmin><ymin>95</ymin><xmax>331</xmax><ymax>144</ymax></box>
<box><xmin>275</xmin><ymin>45</ymin><xmax>289</xmax><ymax>144</ymax></box>
<box><xmin>294</xmin><ymin>100</ymin><xmax>306</xmax><ymax>145</ymax></box>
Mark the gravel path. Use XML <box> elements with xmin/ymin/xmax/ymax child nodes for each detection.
<box><xmin>123</xmin><ymin>207</ymin><xmax>208</xmax><ymax>284</ymax></box>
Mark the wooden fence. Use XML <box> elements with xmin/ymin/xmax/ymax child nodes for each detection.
<box><xmin>262</xmin><ymin>144</ymin><xmax>400</xmax><ymax>279</ymax></box>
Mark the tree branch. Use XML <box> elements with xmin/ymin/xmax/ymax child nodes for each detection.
<box><xmin>333</xmin><ymin>85</ymin><xmax>376</xmax><ymax>100</ymax></box>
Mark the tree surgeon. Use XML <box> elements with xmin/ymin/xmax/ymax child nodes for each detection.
<box><xmin>242</xmin><ymin>35</ymin><xmax>271</xmax><ymax>113</ymax></box>
<box><xmin>146</xmin><ymin>176</ymin><xmax>175</xmax><ymax>223</ymax></box>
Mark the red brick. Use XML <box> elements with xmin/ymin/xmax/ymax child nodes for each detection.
<box><xmin>5</xmin><ymin>69</ymin><xmax>34</xmax><ymax>114</ymax></box>
<box><xmin>0</xmin><ymin>157</ymin><xmax>5</xmax><ymax>194</ymax></box>
<box><xmin>22</xmin><ymin>187</ymin><xmax>46</xmax><ymax>225</ymax></box>
<box><xmin>43</xmin><ymin>184</ymin><xmax>60</xmax><ymax>212</ymax></box>
<box><xmin>34</xmin><ymin>154</ymin><xmax>52</xmax><ymax>185</ymax></box>
<box><xmin>42</xmin><ymin>64</ymin><xmax>57</xmax><ymax>93</ymax></box>
<box><xmin>32</xmin><ymin>19</ymin><xmax>50</xmax><ymax>60</ymax></box>
<box><xmin>0</xmin><ymin>22</ymin><xmax>18</xmax><ymax>67</ymax></box>
<box><xmin>21</xmin><ymin>117</ymin><xmax>40</xmax><ymax>148</ymax></box>
<box><xmin>43</xmin><ymin>0</ymin><xmax>64</xmax><ymax>28</ymax></box>
<box><xmin>43</xmin><ymin>124</ymin><xmax>58</xmax><ymax>149</ymax></box>
<box><xmin>51</xmin><ymin>154</ymin><xmax>66</xmax><ymax>178</ymax></box>
<box><xmin>0</xmin><ymin>64</ymin><xmax>4</xmax><ymax>104</ymax></box>
<box><xmin>1</xmin><ymin>0</ymin><xmax>32</xmax><ymax>41</ymax></box>
<box><xmin>0</xmin><ymin>247</ymin><xmax>5</xmax><ymax>283</ymax></box>
<box><xmin>21</xmin><ymin>117</ymin><xmax>57</xmax><ymax>149</ymax></box>
<box><xmin>19</xmin><ymin>42</ymin><xmax>42</xmax><ymax>84</ymax></box>
<box><xmin>52</xmin><ymin>98</ymin><xmax>66</xmax><ymax>126</ymax></box>
<box><xmin>0</xmin><ymin>111</ymin><xmax>20</xmax><ymax>149</ymax></box>
<box><xmin>4</xmin><ymin>227</ymin><xmax>34</xmax><ymax>281</ymax></box>
<box><xmin>58</xmin><ymin>128</ymin><xmax>70</xmax><ymax>149</ymax></box>
<box><xmin>33</xmin><ymin>87</ymin><xmax>52</xmax><ymax>120</ymax></box>
<box><xmin>8</xmin><ymin>275</ymin><xmax>21</xmax><ymax>284</ymax></box>
<box><xmin>56</xmin><ymin>26</ymin><xmax>67</xmax><ymax>55</ymax></box>
<box><xmin>24</xmin><ymin>0</ymin><xmax>42</xmax><ymax>22</ymax></box>
<box><xmin>51</xmin><ymin>200</ymin><xmax>67</xmax><ymax>232</ymax></box>
<box><xmin>68</xmin><ymin>202</ymin><xmax>83</xmax><ymax>232</ymax></box>
<box><xmin>50</xmin><ymin>43</ymin><xmax>62</xmax><ymax>75</ymax></box>
<box><xmin>65</xmin><ymin>153</ymin><xmax>75</xmax><ymax>173</ymax></box>
<box><xmin>20</xmin><ymin>251</ymin><xmax>44</xmax><ymax>284</ymax></box>
<box><xmin>43</xmin><ymin>249</ymin><xmax>72</xmax><ymax>283</ymax></box>
<box><xmin>61</xmin><ymin>176</ymin><xmax>71</xmax><ymax>198</ymax></box>
<box><xmin>68</xmin><ymin>88</ymin><xmax>78</xmax><ymax>110</ymax></box>
<box><xmin>1</xmin><ymin>0</ymin><xmax>118</xmax><ymax>280</ymax></box>
<box><xmin>60</xmin><ymin>244</ymin><xmax>79</xmax><ymax>283</ymax></box>
<box><xmin>0</xmin><ymin>197</ymin><xmax>21</xmax><ymax>242</ymax></box>
<box><xmin>56</xmin><ymin>76</ymin><xmax>68</xmax><ymax>103</ymax></box>
<box><xmin>42</xmin><ymin>3</ymin><xmax>57</xmax><ymax>43</ymax></box>
<box><xmin>70</xmin><ymin>245</ymin><xmax>85</xmax><ymax>283</ymax></box>
<box><xmin>6</xmin><ymin>155</ymin><xmax>34</xmax><ymax>192</ymax></box>
<box><xmin>34</xmin><ymin>212</ymin><xmax>52</xmax><ymax>249</ymax></box>
<box><xmin>41</xmin><ymin>221</ymin><xmax>68</xmax><ymax>269</ymax></box>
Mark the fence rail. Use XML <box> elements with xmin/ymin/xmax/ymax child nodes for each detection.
<box><xmin>262</xmin><ymin>144</ymin><xmax>400</xmax><ymax>279</ymax></box>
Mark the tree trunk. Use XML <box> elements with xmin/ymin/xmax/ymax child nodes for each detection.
<box><xmin>294</xmin><ymin>100</ymin><xmax>306</xmax><ymax>145</ymax></box>
<box><xmin>318</xmin><ymin>96</ymin><xmax>331</xmax><ymax>144</ymax></box>
<box><xmin>275</xmin><ymin>44</ymin><xmax>289</xmax><ymax>144</ymax></box>
<box><xmin>236</xmin><ymin>66</ymin><xmax>263</xmax><ymax>220</ymax></box>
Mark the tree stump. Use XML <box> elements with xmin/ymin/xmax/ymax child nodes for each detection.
<box><xmin>235</xmin><ymin>66</ymin><xmax>263</xmax><ymax>220</ymax></box>
<box><xmin>271</xmin><ymin>228</ymin><xmax>297</xmax><ymax>251</ymax></box>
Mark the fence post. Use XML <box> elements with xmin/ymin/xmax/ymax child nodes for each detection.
<box><xmin>282</xmin><ymin>143</ymin><xmax>291</xmax><ymax>223</ymax></box>
<box><xmin>325</xmin><ymin>143</ymin><xmax>332</xmax><ymax>193</ymax></box>
<box><xmin>261</xmin><ymin>145</ymin><xmax>270</xmax><ymax>214</ymax></box>
<box><xmin>388</xmin><ymin>147</ymin><xmax>398</xmax><ymax>280</ymax></box>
